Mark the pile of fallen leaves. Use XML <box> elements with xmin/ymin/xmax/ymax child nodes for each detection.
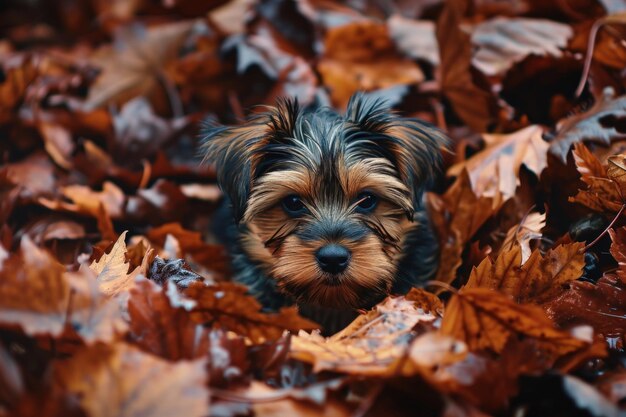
<box><xmin>1</xmin><ymin>0</ymin><xmax>626</xmax><ymax>416</ymax></box>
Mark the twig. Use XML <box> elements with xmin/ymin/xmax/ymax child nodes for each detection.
<box><xmin>424</xmin><ymin>280</ymin><xmax>458</xmax><ymax>295</ymax></box>
<box><xmin>573</xmin><ymin>17</ymin><xmax>626</xmax><ymax>98</ymax></box>
<box><xmin>138</xmin><ymin>159</ymin><xmax>152</xmax><ymax>189</ymax></box>
<box><xmin>583</xmin><ymin>203</ymin><xmax>625</xmax><ymax>252</ymax></box>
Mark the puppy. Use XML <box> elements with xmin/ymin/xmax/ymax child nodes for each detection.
<box><xmin>203</xmin><ymin>94</ymin><xmax>447</xmax><ymax>331</ymax></box>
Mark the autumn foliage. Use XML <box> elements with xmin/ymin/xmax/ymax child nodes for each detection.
<box><xmin>1</xmin><ymin>0</ymin><xmax>626</xmax><ymax>416</ymax></box>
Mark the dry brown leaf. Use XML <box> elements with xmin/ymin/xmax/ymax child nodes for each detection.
<box><xmin>441</xmin><ymin>288</ymin><xmax>588</xmax><ymax>355</ymax></box>
<box><xmin>63</xmin><ymin>182</ymin><xmax>126</xmax><ymax>219</ymax></box>
<box><xmin>209</xmin><ymin>0</ymin><xmax>255</xmax><ymax>35</ymax></box>
<box><xmin>500</xmin><ymin>212</ymin><xmax>546</xmax><ymax>263</ymax></box>
<box><xmin>398</xmin><ymin>332</ymin><xmax>468</xmax><ymax>376</ymax></box>
<box><xmin>448</xmin><ymin>126</ymin><xmax>549</xmax><ymax>199</ymax></box>
<box><xmin>405</xmin><ymin>287</ymin><xmax>445</xmax><ymax>315</ymax></box>
<box><xmin>64</xmin><ymin>267</ymin><xmax>129</xmax><ymax>344</ymax></box>
<box><xmin>0</xmin><ymin>237</ymin><xmax>126</xmax><ymax>342</ymax></box>
<box><xmin>185</xmin><ymin>281</ymin><xmax>318</xmax><ymax>343</ymax></box>
<box><xmin>573</xmin><ymin>142</ymin><xmax>607</xmax><ymax>178</ymax></box>
<box><xmin>466</xmin><ymin>242</ymin><xmax>585</xmax><ymax>304</ymax></box>
<box><xmin>318</xmin><ymin>20</ymin><xmax>423</xmax><ymax>108</ymax></box>
<box><xmin>607</xmin><ymin>154</ymin><xmax>626</xmax><ymax>198</ymax></box>
<box><xmin>245</xmin><ymin>380</ymin><xmax>352</xmax><ymax>417</ymax></box>
<box><xmin>387</xmin><ymin>15</ymin><xmax>439</xmax><ymax>66</ymax></box>
<box><xmin>55</xmin><ymin>342</ymin><xmax>209</xmax><ymax>417</ymax></box>
<box><xmin>550</xmin><ymin>88</ymin><xmax>626</xmax><ymax>162</ymax></box>
<box><xmin>399</xmin><ymin>334</ymin><xmax>526</xmax><ymax>412</ymax></box>
<box><xmin>112</xmin><ymin>97</ymin><xmax>191</xmax><ymax>161</ymax></box>
<box><xmin>85</xmin><ymin>20</ymin><xmax>197</xmax><ymax>110</ymax></box>
<box><xmin>37</xmin><ymin>182</ymin><xmax>125</xmax><ymax>239</ymax></box>
<box><xmin>6</xmin><ymin>153</ymin><xmax>58</xmax><ymax>200</ymax></box>
<box><xmin>436</xmin><ymin>0</ymin><xmax>498</xmax><ymax>132</ymax></box>
<box><xmin>146</xmin><ymin>223</ymin><xmax>228</xmax><ymax>274</ymax></box>
<box><xmin>609</xmin><ymin>227</ymin><xmax>626</xmax><ymax>284</ymax></box>
<box><xmin>290</xmin><ymin>290</ymin><xmax>440</xmax><ymax>375</ymax></box>
<box><xmin>570</xmin><ymin>144</ymin><xmax>625</xmax><ymax>213</ymax></box>
<box><xmin>0</xmin><ymin>237</ymin><xmax>69</xmax><ymax>336</ymax></box>
<box><xmin>38</xmin><ymin>122</ymin><xmax>74</xmax><ymax>170</ymax></box>
<box><xmin>471</xmin><ymin>18</ymin><xmax>572</xmax><ymax>76</ymax></box>
<box><xmin>127</xmin><ymin>278</ymin><xmax>211</xmax><ymax>360</ymax></box>
<box><xmin>0</xmin><ymin>54</ymin><xmax>39</xmax><ymax>124</ymax></box>
<box><xmin>428</xmin><ymin>170</ymin><xmax>498</xmax><ymax>286</ymax></box>
<box><xmin>89</xmin><ymin>231</ymin><xmax>151</xmax><ymax>297</ymax></box>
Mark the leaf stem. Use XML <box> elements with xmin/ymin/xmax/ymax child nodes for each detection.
<box><xmin>583</xmin><ymin>203</ymin><xmax>626</xmax><ymax>252</ymax></box>
<box><xmin>424</xmin><ymin>280</ymin><xmax>458</xmax><ymax>295</ymax></box>
<box><xmin>575</xmin><ymin>17</ymin><xmax>607</xmax><ymax>98</ymax></box>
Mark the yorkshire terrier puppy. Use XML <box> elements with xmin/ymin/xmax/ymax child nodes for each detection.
<box><xmin>203</xmin><ymin>94</ymin><xmax>447</xmax><ymax>331</ymax></box>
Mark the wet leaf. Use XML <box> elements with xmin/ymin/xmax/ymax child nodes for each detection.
<box><xmin>543</xmin><ymin>234</ymin><xmax>626</xmax><ymax>338</ymax></box>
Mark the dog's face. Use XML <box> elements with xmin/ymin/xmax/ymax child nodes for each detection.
<box><xmin>203</xmin><ymin>95</ymin><xmax>445</xmax><ymax>309</ymax></box>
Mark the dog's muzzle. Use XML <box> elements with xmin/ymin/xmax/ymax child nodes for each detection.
<box><xmin>315</xmin><ymin>244</ymin><xmax>350</xmax><ymax>274</ymax></box>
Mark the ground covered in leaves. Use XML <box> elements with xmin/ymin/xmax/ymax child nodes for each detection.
<box><xmin>1</xmin><ymin>0</ymin><xmax>626</xmax><ymax>416</ymax></box>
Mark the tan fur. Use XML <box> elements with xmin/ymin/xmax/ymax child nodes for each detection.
<box><xmin>272</xmin><ymin>234</ymin><xmax>392</xmax><ymax>308</ymax></box>
<box><xmin>240</xmin><ymin>156</ymin><xmax>418</xmax><ymax>308</ymax></box>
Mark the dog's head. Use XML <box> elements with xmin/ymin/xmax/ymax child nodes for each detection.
<box><xmin>203</xmin><ymin>94</ymin><xmax>446</xmax><ymax>308</ymax></box>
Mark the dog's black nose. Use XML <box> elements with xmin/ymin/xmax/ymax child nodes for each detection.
<box><xmin>316</xmin><ymin>244</ymin><xmax>350</xmax><ymax>274</ymax></box>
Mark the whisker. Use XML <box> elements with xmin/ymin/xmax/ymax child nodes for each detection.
<box><xmin>264</xmin><ymin>223</ymin><xmax>288</xmax><ymax>248</ymax></box>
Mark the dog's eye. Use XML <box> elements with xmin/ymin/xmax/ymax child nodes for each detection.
<box><xmin>356</xmin><ymin>192</ymin><xmax>378</xmax><ymax>213</ymax></box>
<box><xmin>282</xmin><ymin>195</ymin><xmax>306</xmax><ymax>216</ymax></box>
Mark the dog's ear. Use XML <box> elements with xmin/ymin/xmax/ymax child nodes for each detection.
<box><xmin>201</xmin><ymin>98</ymin><xmax>300</xmax><ymax>222</ymax></box>
<box><xmin>345</xmin><ymin>93</ymin><xmax>447</xmax><ymax>203</ymax></box>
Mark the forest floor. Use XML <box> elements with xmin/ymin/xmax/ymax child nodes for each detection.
<box><xmin>0</xmin><ymin>0</ymin><xmax>626</xmax><ymax>416</ymax></box>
